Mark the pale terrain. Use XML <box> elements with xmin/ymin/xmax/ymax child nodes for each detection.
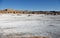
<box><xmin>0</xmin><ymin>14</ymin><xmax>60</xmax><ymax>38</ymax></box>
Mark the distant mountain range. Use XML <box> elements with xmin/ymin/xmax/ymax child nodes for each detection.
<box><xmin>0</xmin><ymin>9</ymin><xmax>60</xmax><ymax>15</ymax></box>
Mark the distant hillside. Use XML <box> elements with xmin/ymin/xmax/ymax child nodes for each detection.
<box><xmin>0</xmin><ymin>9</ymin><xmax>60</xmax><ymax>15</ymax></box>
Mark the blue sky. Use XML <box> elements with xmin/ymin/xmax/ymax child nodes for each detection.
<box><xmin>0</xmin><ymin>0</ymin><xmax>60</xmax><ymax>11</ymax></box>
